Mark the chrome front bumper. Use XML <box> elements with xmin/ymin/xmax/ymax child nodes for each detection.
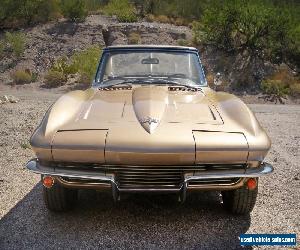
<box><xmin>26</xmin><ymin>159</ymin><xmax>273</xmax><ymax>202</ymax></box>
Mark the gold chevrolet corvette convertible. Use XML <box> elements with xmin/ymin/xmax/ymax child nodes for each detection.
<box><xmin>26</xmin><ymin>45</ymin><xmax>273</xmax><ymax>214</ymax></box>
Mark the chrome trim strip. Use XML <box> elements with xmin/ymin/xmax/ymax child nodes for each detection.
<box><xmin>184</xmin><ymin>163</ymin><xmax>273</xmax><ymax>182</ymax></box>
<box><xmin>118</xmin><ymin>188</ymin><xmax>181</xmax><ymax>193</ymax></box>
<box><xmin>26</xmin><ymin>160</ymin><xmax>114</xmax><ymax>182</ymax></box>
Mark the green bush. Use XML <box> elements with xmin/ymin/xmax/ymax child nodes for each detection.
<box><xmin>50</xmin><ymin>46</ymin><xmax>102</xmax><ymax>85</ymax></box>
<box><xmin>133</xmin><ymin>0</ymin><xmax>205</xmax><ymax>20</ymax></box>
<box><xmin>60</xmin><ymin>0</ymin><xmax>87</xmax><ymax>21</ymax></box>
<box><xmin>84</xmin><ymin>0</ymin><xmax>104</xmax><ymax>13</ymax></box>
<box><xmin>44</xmin><ymin>70</ymin><xmax>67</xmax><ymax>87</ymax></box>
<box><xmin>0</xmin><ymin>0</ymin><xmax>60</xmax><ymax>28</ymax></box>
<box><xmin>51</xmin><ymin>56</ymin><xmax>78</xmax><ymax>75</ymax></box>
<box><xmin>261</xmin><ymin>80</ymin><xmax>290</xmax><ymax>97</ymax></box>
<box><xmin>194</xmin><ymin>0</ymin><xmax>300</xmax><ymax>68</ymax></box>
<box><xmin>12</xmin><ymin>70</ymin><xmax>33</xmax><ymax>84</ymax></box>
<box><xmin>104</xmin><ymin>0</ymin><xmax>138</xmax><ymax>22</ymax></box>
<box><xmin>5</xmin><ymin>32</ymin><xmax>26</xmax><ymax>58</ymax></box>
<box><xmin>71</xmin><ymin>46</ymin><xmax>102</xmax><ymax>83</ymax></box>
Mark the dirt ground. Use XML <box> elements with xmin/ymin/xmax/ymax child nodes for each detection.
<box><xmin>0</xmin><ymin>89</ymin><xmax>299</xmax><ymax>249</ymax></box>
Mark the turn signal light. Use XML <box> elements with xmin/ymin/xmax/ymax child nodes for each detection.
<box><xmin>246</xmin><ymin>178</ymin><xmax>257</xmax><ymax>190</ymax></box>
<box><xmin>43</xmin><ymin>176</ymin><xmax>54</xmax><ymax>188</ymax></box>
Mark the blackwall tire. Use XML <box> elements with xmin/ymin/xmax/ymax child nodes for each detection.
<box><xmin>43</xmin><ymin>181</ymin><xmax>78</xmax><ymax>212</ymax></box>
<box><xmin>221</xmin><ymin>181</ymin><xmax>258</xmax><ymax>215</ymax></box>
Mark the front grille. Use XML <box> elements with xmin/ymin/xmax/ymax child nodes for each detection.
<box><xmin>116</xmin><ymin>167</ymin><xmax>184</xmax><ymax>188</ymax></box>
<box><xmin>55</xmin><ymin>163</ymin><xmax>246</xmax><ymax>189</ymax></box>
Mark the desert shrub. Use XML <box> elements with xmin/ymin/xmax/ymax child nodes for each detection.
<box><xmin>261</xmin><ymin>80</ymin><xmax>290</xmax><ymax>97</ymax></box>
<box><xmin>104</xmin><ymin>0</ymin><xmax>138</xmax><ymax>22</ymax></box>
<box><xmin>128</xmin><ymin>32</ymin><xmax>141</xmax><ymax>44</ymax></box>
<box><xmin>11</xmin><ymin>70</ymin><xmax>33</xmax><ymax>84</ymax></box>
<box><xmin>0</xmin><ymin>0</ymin><xmax>60</xmax><ymax>28</ymax></box>
<box><xmin>44</xmin><ymin>70</ymin><xmax>67</xmax><ymax>87</ymax></box>
<box><xmin>174</xmin><ymin>17</ymin><xmax>187</xmax><ymax>26</ymax></box>
<box><xmin>134</xmin><ymin>0</ymin><xmax>205</xmax><ymax>20</ymax></box>
<box><xmin>205</xmin><ymin>73</ymin><xmax>214</xmax><ymax>87</ymax></box>
<box><xmin>51</xmin><ymin>56</ymin><xmax>78</xmax><ymax>75</ymax></box>
<box><xmin>177</xmin><ymin>39</ymin><xmax>189</xmax><ymax>46</ymax></box>
<box><xmin>144</xmin><ymin>13</ymin><xmax>188</xmax><ymax>26</ymax></box>
<box><xmin>270</xmin><ymin>68</ymin><xmax>294</xmax><ymax>83</ymax></box>
<box><xmin>194</xmin><ymin>0</ymin><xmax>300</xmax><ymax>68</ymax></box>
<box><xmin>155</xmin><ymin>15</ymin><xmax>170</xmax><ymax>23</ymax></box>
<box><xmin>192</xmin><ymin>21</ymin><xmax>205</xmax><ymax>45</ymax></box>
<box><xmin>84</xmin><ymin>0</ymin><xmax>105</xmax><ymax>12</ymax></box>
<box><xmin>60</xmin><ymin>0</ymin><xmax>87</xmax><ymax>21</ymax></box>
<box><xmin>0</xmin><ymin>40</ymin><xmax>5</xmax><ymax>58</ymax></box>
<box><xmin>261</xmin><ymin>67</ymin><xmax>300</xmax><ymax>98</ymax></box>
<box><xmin>49</xmin><ymin>46</ymin><xmax>102</xmax><ymax>85</ymax></box>
<box><xmin>5</xmin><ymin>32</ymin><xmax>26</xmax><ymax>58</ymax></box>
<box><xmin>71</xmin><ymin>46</ymin><xmax>102</xmax><ymax>83</ymax></box>
<box><xmin>290</xmin><ymin>83</ymin><xmax>300</xmax><ymax>97</ymax></box>
<box><xmin>145</xmin><ymin>14</ymin><xmax>155</xmax><ymax>22</ymax></box>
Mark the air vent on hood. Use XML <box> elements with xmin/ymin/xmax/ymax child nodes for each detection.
<box><xmin>168</xmin><ymin>86</ymin><xmax>201</xmax><ymax>92</ymax></box>
<box><xmin>99</xmin><ymin>86</ymin><xmax>132</xmax><ymax>91</ymax></box>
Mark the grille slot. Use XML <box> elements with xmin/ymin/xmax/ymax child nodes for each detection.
<box><xmin>117</xmin><ymin>169</ymin><xmax>183</xmax><ymax>188</ymax></box>
<box><xmin>188</xmin><ymin>178</ymin><xmax>241</xmax><ymax>187</ymax></box>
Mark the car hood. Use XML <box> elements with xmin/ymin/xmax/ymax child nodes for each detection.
<box><xmin>31</xmin><ymin>85</ymin><xmax>271</xmax><ymax>165</ymax></box>
<box><xmin>64</xmin><ymin>85</ymin><xmax>222</xmax><ymax>133</ymax></box>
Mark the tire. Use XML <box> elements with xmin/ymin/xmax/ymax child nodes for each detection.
<box><xmin>221</xmin><ymin>180</ymin><xmax>258</xmax><ymax>215</ymax></box>
<box><xmin>43</xmin><ymin>180</ymin><xmax>78</xmax><ymax>212</ymax></box>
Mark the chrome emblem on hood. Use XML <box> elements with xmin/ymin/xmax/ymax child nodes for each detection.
<box><xmin>139</xmin><ymin>116</ymin><xmax>160</xmax><ymax>134</ymax></box>
<box><xmin>139</xmin><ymin>116</ymin><xmax>159</xmax><ymax>125</ymax></box>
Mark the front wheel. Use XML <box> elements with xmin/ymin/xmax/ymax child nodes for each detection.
<box><xmin>221</xmin><ymin>179</ymin><xmax>258</xmax><ymax>215</ymax></box>
<box><xmin>43</xmin><ymin>179</ymin><xmax>78</xmax><ymax>212</ymax></box>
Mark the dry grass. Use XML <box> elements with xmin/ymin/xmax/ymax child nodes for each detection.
<box><xmin>145</xmin><ymin>14</ymin><xmax>189</xmax><ymax>26</ymax></box>
<box><xmin>128</xmin><ymin>32</ymin><xmax>141</xmax><ymax>44</ymax></box>
<box><xmin>11</xmin><ymin>70</ymin><xmax>35</xmax><ymax>84</ymax></box>
<box><xmin>262</xmin><ymin>67</ymin><xmax>300</xmax><ymax>97</ymax></box>
<box><xmin>44</xmin><ymin>71</ymin><xmax>67</xmax><ymax>87</ymax></box>
<box><xmin>206</xmin><ymin>73</ymin><xmax>214</xmax><ymax>87</ymax></box>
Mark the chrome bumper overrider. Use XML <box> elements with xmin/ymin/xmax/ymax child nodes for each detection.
<box><xmin>26</xmin><ymin>159</ymin><xmax>273</xmax><ymax>202</ymax></box>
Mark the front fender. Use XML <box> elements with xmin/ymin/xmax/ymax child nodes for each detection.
<box><xmin>30</xmin><ymin>89</ymin><xmax>95</xmax><ymax>161</ymax></box>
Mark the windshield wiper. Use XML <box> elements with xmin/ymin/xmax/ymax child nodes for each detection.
<box><xmin>152</xmin><ymin>79</ymin><xmax>201</xmax><ymax>90</ymax></box>
<box><xmin>98</xmin><ymin>77</ymin><xmax>201</xmax><ymax>90</ymax></box>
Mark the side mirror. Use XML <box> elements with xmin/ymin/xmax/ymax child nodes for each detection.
<box><xmin>214</xmin><ymin>72</ymin><xmax>222</xmax><ymax>90</ymax></box>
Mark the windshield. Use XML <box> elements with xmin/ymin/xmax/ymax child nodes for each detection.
<box><xmin>95</xmin><ymin>51</ymin><xmax>207</xmax><ymax>86</ymax></box>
